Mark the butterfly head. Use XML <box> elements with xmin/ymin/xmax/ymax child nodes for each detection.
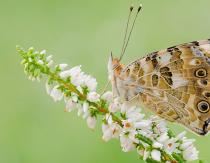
<box><xmin>108</xmin><ymin>54</ymin><xmax>124</xmax><ymax>97</ymax></box>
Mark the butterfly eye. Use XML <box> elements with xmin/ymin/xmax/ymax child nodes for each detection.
<box><xmin>197</xmin><ymin>101</ymin><xmax>210</xmax><ymax>113</ymax></box>
<box><xmin>195</xmin><ymin>68</ymin><xmax>207</xmax><ymax>78</ymax></box>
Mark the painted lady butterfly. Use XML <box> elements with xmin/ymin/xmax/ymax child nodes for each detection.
<box><xmin>108</xmin><ymin>5</ymin><xmax>210</xmax><ymax>136</ymax></box>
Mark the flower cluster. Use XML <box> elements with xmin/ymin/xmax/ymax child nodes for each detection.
<box><xmin>17</xmin><ymin>46</ymin><xmax>199</xmax><ymax>163</ymax></box>
<box><xmin>101</xmin><ymin>101</ymin><xmax>198</xmax><ymax>162</ymax></box>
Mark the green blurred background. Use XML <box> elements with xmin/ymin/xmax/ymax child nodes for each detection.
<box><xmin>1</xmin><ymin>0</ymin><xmax>210</xmax><ymax>162</ymax></box>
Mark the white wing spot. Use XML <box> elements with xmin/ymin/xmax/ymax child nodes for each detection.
<box><xmin>200</xmin><ymin>44</ymin><xmax>210</xmax><ymax>53</ymax></box>
<box><xmin>159</xmin><ymin>53</ymin><xmax>171</xmax><ymax>65</ymax></box>
<box><xmin>142</xmin><ymin>63</ymin><xmax>149</xmax><ymax>73</ymax></box>
<box><xmin>189</xmin><ymin>59</ymin><xmax>201</xmax><ymax>66</ymax></box>
<box><xmin>171</xmin><ymin>74</ymin><xmax>188</xmax><ymax>89</ymax></box>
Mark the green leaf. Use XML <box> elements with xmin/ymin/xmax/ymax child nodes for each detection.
<box><xmin>21</xmin><ymin>59</ymin><xmax>27</xmax><ymax>65</ymax></box>
<box><xmin>120</xmin><ymin>113</ymin><xmax>126</xmax><ymax>120</ymax></box>
<box><xmin>172</xmin><ymin>153</ymin><xmax>185</xmax><ymax>163</ymax></box>
<box><xmin>16</xmin><ymin>45</ymin><xmax>26</xmax><ymax>57</ymax></box>
<box><xmin>34</xmin><ymin>69</ymin><xmax>41</xmax><ymax>77</ymax></box>
<box><xmin>28</xmin><ymin>47</ymin><xmax>34</xmax><ymax>54</ymax></box>
<box><xmin>167</xmin><ymin>129</ymin><xmax>175</xmax><ymax>138</ymax></box>
<box><xmin>136</xmin><ymin>134</ymin><xmax>153</xmax><ymax>145</ymax></box>
<box><xmin>29</xmin><ymin>64</ymin><xmax>35</xmax><ymax>72</ymax></box>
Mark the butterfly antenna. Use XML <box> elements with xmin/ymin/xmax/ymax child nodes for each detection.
<box><xmin>119</xmin><ymin>4</ymin><xmax>142</xmax><ymax>61</ymax></box>
<box><xmin>120</xmin><ymin>5</ymin><xmax>134</xmax><ymax>57</ymax></box>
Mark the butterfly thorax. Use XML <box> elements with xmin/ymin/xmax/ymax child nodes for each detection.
<box><xmin>112</xmin><ymin>58</ymin><xmax>124</xmax><ymax>76</ymax></box>
<box><xmin>108</xmin><ymin>56</ymin><xmax>125</xmax><ymax>98</ymax></box>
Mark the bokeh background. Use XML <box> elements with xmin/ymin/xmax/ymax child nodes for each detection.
<box><xmin>1</xmin><ymin>0</ymin><xmax>210</xmax><ymax>162</ymax></box>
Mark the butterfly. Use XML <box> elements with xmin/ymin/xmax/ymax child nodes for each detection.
<box><xmin>108</xmin><ymin>5</ymin><xmax>210</xmax><ymax>136</ymax></box>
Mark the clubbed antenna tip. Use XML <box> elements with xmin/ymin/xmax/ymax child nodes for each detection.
<box><xmin>130</xmin><ymin>5</ymin><xmax>134</xmax><ymax>12</ymax></box>
<box><xmin>138</xmin><ymin>4</ymin><xmax>142</xmax><ymax>12</ymax></box>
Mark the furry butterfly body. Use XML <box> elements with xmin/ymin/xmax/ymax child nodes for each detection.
<box><xmin>108</xmin><ymin>39</ymin><xmax>210</xmax><ymax>135</ymax></box>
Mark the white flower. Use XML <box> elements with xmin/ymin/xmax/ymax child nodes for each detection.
<box><xmin>134</xmin><ymin>120</ymin><xmax>152</xmax><ymax>129</ymax></box>
<box><xmin>46</xmin><ymin>55</ymin><xmax>53</xmax><ymax>62</ymax></box>
<box><xmin>47</xmin><ymin>60</ymin><xmax>54</xmax><ymax>67</ymax></box>
<box><xmin>77</xmin><ymin>104</ymin><xmax>83</xmax><ymax>117</ymax></box>
<box><xmin>122</xmin><ymin>119</ymin><xmax>134</xmax><ymax>131</ymax></box>
<box><xmin>102</xmin><ymin>124</ymin><xmax>113</xmax><ymax>141</ymax></box>
<box><xmin>82</xmin><ymin>102</ymin><xmax>89</xmax><ymax>119</ymax></box>
<box><xmin>40</xmin><ymin>49</ymin><xmax>46</xmax><ymax>55</ymax></box>
<box><xmin>84</xmin><ymin>75</ymin><xmax>97</xmax><ymax>91</ymax></box>
<box><xmin>175</xmin><ymin>131</ymin><xmax>186</xmax><ymax>141</ymax></box>
<box><xmin>121</xmin><ymin>104</ymin><xmax>144</xmax><ymax>122</ymax></box>
<box><xmin>153</xmin><ymin>142</ymin><xmax>163</xmax><ymax>149</ymax></box>
<box><xmin>183</xmin><ymin>145</ymin><xmax>198</xmax><ymax>161</ymax></box>
<box><xmin>45</xmin><ymin>82</ymin><xmax>51</xmax><ymax>95</ymax></box>
<box><xmin>102</xmin><ymin>123</ymin><xmax>121</xmax><ymax>142</ymax></box>
<box><xmin>83</xmin><ymin>102</ymin><xmax>89</xmax><ymax>113</ymax></box>
<box><xmin>28</xmin><ymin>75</ymin><xmax>35</xmax><ymax>81</ymax></box>
<box><xmin>111</xmin><ymin>124</ymin><xmax>121</xmax><ymax>138</ymax></box>
<box><xmin>137</xmin><ymin>148</ymin><xmax>144</xmax><ymax>156</ymax></box>
<box><xmin>69</xmin><ymin>65</ymin><xmax>81</xmax><ymax>76</ymax></box>
<box><xmin>58</xmin><ymin>63</ymin><xmax>68</xmax><ymax>70</ymax></box>
<box><xmin>180</xmin><ymin>139</ymin><xmax>195</xmax><ymax>150</ymax></box>
<box><xmin>157</xmin><ymin>132</ymin><xmax>169</xmax><ymax>143</ymax></box>
<box><xmin>59</xmin><ymin>66</ymin><xmax>85</xmax><ymax>86</ymax></box>
<box><xmin>65</xmin><ymin>99</ymin><xmax>76</xmax><ymax>112</ymax></box>
<box><xmin>143</xmin><ymin>150</ymin><xmax>150</xmax><ymax>160</ymax></box>
<box><xmin>152</xmin><ymin>118</ymin><xmax>168</xmax><ymax>135</ymax></box>
<box><xmin>87</xmin><ymin>116</ymin><xmax>97</xmax><ymax>130</ymax></box>
<box><xmin>71</xmin><ymin>95</ymin><xmax>78</xmax><ymax>103</ymax></box>
<box><xmin>37</xmin><ymin>60</ymin><xmax>44</xmax><ymax>65</ymax></box>
<box><xmin>120</xmin><ymin>103</ymin><xmax>129</xmax><ymax>114</ymax></box>
<box><xmin>120</xmin><ymin>134</ymin><xmax>136</xmax><ymax>152</ymax></box>
<box><xmin>63</xmin><ymin>66</ymin><xmax>83</xmax><ymax>84</ymax></box>
<box><xmin>59</xmin><ymin>70</ymin><xmax>72</xmax><ymax>78</ymax></box>
<box><xmin>71</xmin><ymin>74</ymin><xmax>85</xmax><ymax>86</ymax></box>
<box><xmin>105</xmin><ymin>113</ymin><xmax>113</xmax><ymax>125</ymax></box>
<box><xmin>101</xmin><ymin>91</ymin><xmax>113</xmax><ymax>102</ymax></box>
<box><xmin>163</xmin><ymin>138</ymin><xmax>178</xmax><ymax>154</ymax></box>
<box><xmin>50</xmin><ymin>85</ymin><xmax>63</xmax><ymax>102</ymax></box>
<box><xmin>87</xmin><ymin>92</ymin><xmax>100</xmax><ymax>102</ymax></box>
<box><xmin>119</xmin><ymin>129</ymin><xmax>139</xmax><ymax>153</ymax></box>
<box><xmin>108</xmin><ymin>101</ymin><xmax>119</xmax><ymax>113</ymax></box>
<box><xmin>151</xmin><ymin>149</ymin><xmax>161</xmax><ymax>162</ymax></box>
<box><xmin>127</xmin><ymin>130</ymin><xmax>139</xmax><ymax>143</ymax></box>
<box><xmin>138</xmin><ymin>128</ymin><xmax>154</xmax><ymax>138</ymax></box>
<box><xmin>76</xmin><ymin>86</ymin><xmax>83</xmax><ymax>93</ymax></box>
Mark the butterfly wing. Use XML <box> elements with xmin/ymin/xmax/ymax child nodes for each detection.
<box><xmin>117</xmin><ymin>39</ymin><xmax>210</xmax><ymax>135</ymax></box>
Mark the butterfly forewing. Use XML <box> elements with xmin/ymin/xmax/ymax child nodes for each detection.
<box><xmin>116</xmin><ymin>39</ymin><xmax>210</xmax><ymax>135</ymax></box>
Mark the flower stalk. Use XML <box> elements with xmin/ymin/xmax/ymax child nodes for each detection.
<box><xmin>17</xmin><ymin>46</ymin><xmax>199</xmax><ymax>163</ymax></box>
